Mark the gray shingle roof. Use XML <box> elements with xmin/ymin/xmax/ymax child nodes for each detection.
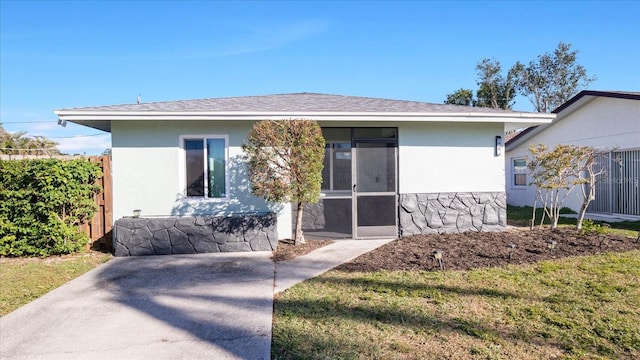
<box><xmin>59</xmin><ymin>92</ymin><xmax>523</xmax><ymax>114</ymax></box>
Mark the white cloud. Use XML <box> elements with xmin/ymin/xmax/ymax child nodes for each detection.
<box><xmin>56</xmin><ymin>134</ymin><xmax>111</xmax><ymax>155</ymax></box>
<box><xmin>28</xmin><ymin>122</ymin><xmax>59</xmax><ymax>133</ymax></box>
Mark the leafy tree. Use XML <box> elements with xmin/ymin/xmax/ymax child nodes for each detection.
<box><xmin>0</xmin><ymin>123</ymin><xmax>60</xmax><ymax>157</ymax></box>
<box><xmin>444</xmin><ymin>59</ymin><xmax>515</xmax><ymax>110</ymax></box>
<box><xmin>243</xmin><ymin>119</ymin><xmax>325</xmax><ymax>245</ymax></box>
<box><xmin>474</xmin><ymin>58</ymin><xmax>516</xmax><ymax>110</ymax></box>
<box><xmin>445</xmin><ymin>88</ymin><xmax>474</xmax><ymax>106</ymax></box>
<box><xmin>527</xmin><ymin>144</ymin><xmax>613</xmax><ymax>231</ymax></box>
<box><xmin>445</xmin><ymin>43</ymin><xmax>594</xmax><ymax>112</ymax></box>
<box><xmin>512</xmin><ymin>42</ymin><xmax>595</xmax><ymax>112</ymax></box>
<box><xmin>528</xmin><ymin>144</ymin><xmax>581</xmax><ymax>230</ymax></box>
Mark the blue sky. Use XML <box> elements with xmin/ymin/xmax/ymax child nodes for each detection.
<box><xmin>1</xmin><ymin>0</ymin><xmax>639</xmax><ymax>155</ymax></box>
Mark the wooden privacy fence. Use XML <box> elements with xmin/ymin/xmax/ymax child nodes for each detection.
<box><xmin>79</xmin><ymin>156</ymin><xmax>113</xmax><ymax>251</ymax></box>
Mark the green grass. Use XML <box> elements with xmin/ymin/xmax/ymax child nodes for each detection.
<box><xmin>0</xmin><ymin>252</ymin><xmax>112</xmax><ymax>316</ymax></box>
<box><xmin>507</xmin><ymin>205</ymin><xmax>577</xmax><ymax>227</ymax></box>
<box><xmin>507</xmin><ymin>205</ymin><xmax>640</xmax><ymax>238</ymax></box>
<box><xmin>272</xmin><ymin>251</ymin><xmax>640</xmax><ymax>360</ymax></box>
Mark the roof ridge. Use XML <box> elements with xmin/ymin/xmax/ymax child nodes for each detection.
<box><xmin>57</xmin><ymin>92</ymin><xmax>542</xmax><ymax>114</ymax></box>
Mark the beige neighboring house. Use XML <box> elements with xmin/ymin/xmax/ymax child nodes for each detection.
<box><xmin>506</xmin><ymin>90</ymin><xmax>640</xmax><ymax>219</ymax></box>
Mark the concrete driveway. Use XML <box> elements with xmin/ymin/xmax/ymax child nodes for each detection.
<box><xmin>0</xmin><ymin>252</ymin><xmax>275</xmax><ymax>360</ymax></box>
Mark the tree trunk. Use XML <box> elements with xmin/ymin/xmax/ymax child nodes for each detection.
<box><xmin>576</xmin><ymin>202</ymin><xmax>588</xmax><ymax>230</ymax></box>
<box><xmin>550</xmin><ymin>190</ymin><xmax>559</xmax><ymax>231</ymax></box>
<box><xmin>294</xmin><ymin>201</ymin><xmax>306</xmax><ymax>246</ymax></box>
<box><xmin>531</xmin><ymin>195</ymin><xmax>538</xmax><ymax>230</ymax></box>
<box><xmin>539</xmin><ymin>191</ymin><xmax>548</xmax><ymax>230</ymax></box>
<box><xmin>577</xmin><ymin>175</ymin><xmax>596</xmax><ymax>230</ymax></box>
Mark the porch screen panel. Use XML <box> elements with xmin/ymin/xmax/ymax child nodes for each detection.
<box><xmin>356</xmin><ymin>143</ymin><xmax>395</xmax><ymax>193</ymax></box>
<box><xmin>613</xmin><ymin>149</ymin><xmax>640</xmax><ymax>216</ymax></box>
<box><xmin>301</xmin><ymin>199</ymin><xmax>352</xmax><ymax>237</ymax></box>
<box><xmin>185</xmin><ymin>140</ymin><xmax>205</xmax><ymax>196</ymax></box>
<box><xmin>357</xmin><ymin>195</ymin><xmax>396</xmax><ymax>226</ymax></box>
<box><xmin>589</xmin><ymin>149</ymin><xmax>640</xmax><ymax>216</ymax></box>
<box><xmin>321</xmin><ymin>142</ymin><xmax>351</xmax><ymax>191</ymax></box>
<box><xmin>333</xmin><ymin>143</ymin><xmax>351</xmax><ymax>190</ymax></box>
<box><xmin>321</xmin><ymin>145</ymin><xmax>331</xmax><ymax>190</ymax></box>
<box><xmin>587</xmin><ymin>153</ymin><xmax>611</xmax><ymax>214</ymax></box>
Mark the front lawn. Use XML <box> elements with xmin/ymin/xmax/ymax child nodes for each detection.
<box><xmin>0</xmin><ymin>252</ymin><xmax>112</xmax><ymax>316</ymax></box>
<box><xmin>507</xmin><ymin>205</ymin><xmax>640</xmax><ymax>237</ymax></box>
<box><xmin>273</xmin><ymin>249</ymin><xmax>640</xmax><ymax>359</ymax></box>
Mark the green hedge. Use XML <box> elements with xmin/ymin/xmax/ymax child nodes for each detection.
<box><xmin>0</xmin><ymin>159</ymin><xmax>102</xmax><ymax>257</ymax></box>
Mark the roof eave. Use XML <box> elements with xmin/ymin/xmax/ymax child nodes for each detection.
<box><xmin>506</xmin><ymin>90</ymin><xmax>640</xmax><ymax>150</ymax></box>
<box><xmin>505</xmin><ymin>125</ymin><xmax>547</xmax><ymax>151</ymax></box>
<box><xmin>55</xmin><ymin>110</ymin><xmax>555</xmax><ymax>122</ymax></box>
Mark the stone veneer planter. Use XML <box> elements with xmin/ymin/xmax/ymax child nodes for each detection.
<box><xmin>113</xmin><ymin>213</ymin><xmax>277</xmax><ymax>256</ymax></box>
<box><xmin>399</xmin><ymin>192</ymin><xmax>506</xmax><ymax>235</ymax></box>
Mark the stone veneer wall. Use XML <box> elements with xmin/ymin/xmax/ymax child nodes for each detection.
<box><xmin>399</xmin><ymin>192</ymin><xmax>506</xmax><ymax>235</ymax></box>
<box><xmin>113</xmin><ymin>214</ymin><xmax>277</xmax><ymax>256</ymax></box>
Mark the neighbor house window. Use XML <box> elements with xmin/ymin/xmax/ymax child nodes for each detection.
<box><xmin>513</xmin><ymin>158</ymin><xmax>527</xmax><ymax>187</ymax></box>
<box><xmin>183</xmin><ymin>137</ymin><xmax>227</xmax><ymax>198</ymax></box>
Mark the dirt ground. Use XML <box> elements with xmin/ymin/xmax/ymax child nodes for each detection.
<box><xmin>272</xmin><ymin>238</ymin><xmax>334</xmax><ymax>262</ymax></box>
<box><xmin>7</xmin><ymin>228</ymin><xmax>637</xmax><ymax>271</ymax></box>
<box><xmin>334</xmin><ymin>227</ymin><xmax>640</xmax><ymax>272</ymax></box>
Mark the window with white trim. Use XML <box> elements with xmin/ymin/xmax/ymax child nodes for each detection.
<box><xmin>513</xmin><ymin>158</ymin><xmax>527</xmax><ymax>187</ymax></box>
<box><xmin>183</xmin><ymin>137</ymin><xmax>227</xmax><ymax>198</ymax></box>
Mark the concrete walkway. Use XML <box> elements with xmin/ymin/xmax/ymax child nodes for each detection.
<box><xmin>560</xmin><ymin>213</ymin><xmax>640</xmax><ymax>223</ymax></box>
<box><xmin>274</xmin><ymin>239</ymin><xmax>394</xmax><ymax>293</ymax></box>
<box><xmin>0</xmin><ymin>239</ymin><xmax>392</xmax><ymax>360</ymax></box>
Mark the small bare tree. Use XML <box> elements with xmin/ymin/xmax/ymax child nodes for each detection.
<box><xmin>570</xmin><ymin>147</ymin><xmax>615</xmax><ymax>230</ymax></box>
<box><xmin>243</xmin><ymin>119</ymin><xmax>325</xmax><ymax>245</ymax></box>
<box><xmin>528</xmin><ymin>144</ymin><xmax>615</xmax><ymax>231</ymax></box>
<box><xmin>528</xmin><ymin>144</ymin><xmax>580</xmax><ymax>230</ymax></box>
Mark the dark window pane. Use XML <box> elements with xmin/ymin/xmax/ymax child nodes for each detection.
<box><xmin>353</xmin><ymin>128</ymin><xmax>397</xmax><ymax>139</ymax></box>
<box><xmin>207</xmin><ymin>139</ymin><xmax>226</xmax><ymax>198</ymax></box>
<box><xmin>185</xmin><ymin>140</ymin><xmax>204</xmax><ymax>196</ymax></box>
<box><xmin>322</xmin><ymin>128</ymin><xmax>351</xmax><ymax>142</ymax></box>
<box><xmin>514</xmin><ymin>173</ymin><xmax>527</xmax><ymax>186</ymax></box>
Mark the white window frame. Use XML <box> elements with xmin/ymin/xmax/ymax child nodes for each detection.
<box><xmin>512</xmin><ymin>157</ymin><xmax>528</xmax><ymax>188</ymax></box>
<box><xmin>178</xmin><ymin>135</ymin><xmax>230</xmax><ymax>201</ymax></box>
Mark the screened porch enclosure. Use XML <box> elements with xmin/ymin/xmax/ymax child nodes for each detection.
<box><xmin>300</xmin><ymin>127</ymin><xmax>398</xmax><ymax>239</ymax></box>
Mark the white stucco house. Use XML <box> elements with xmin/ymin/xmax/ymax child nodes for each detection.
<box><xmin>55</xmin><ymin>93</ymin><xmax>553</xmax><ymax>255</ymax></box>
<box><xmin>506</xmin><ymin>90</ymin><xmax>640</xmax><ymax>219</ymax></box>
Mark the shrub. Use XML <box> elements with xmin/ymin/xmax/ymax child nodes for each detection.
<box><xmin>580</xmin><ymin>219</ymin><xmax>607</xmax><ymax>236</ymax></box>
<box><xmin>0</xmin><ymin>159</ymin><xmax>101</xmax><ymax>256</ymax></box>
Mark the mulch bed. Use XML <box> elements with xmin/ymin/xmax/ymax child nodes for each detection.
<box><xmin>335</xmin><ymin>227</ymin><xmax>640</xmax><ymax>272</ymax></box>
<box><xmin>272</xmin><ymin>238</ymin><xmax>334</xmax><ymax>262</ymax></box>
